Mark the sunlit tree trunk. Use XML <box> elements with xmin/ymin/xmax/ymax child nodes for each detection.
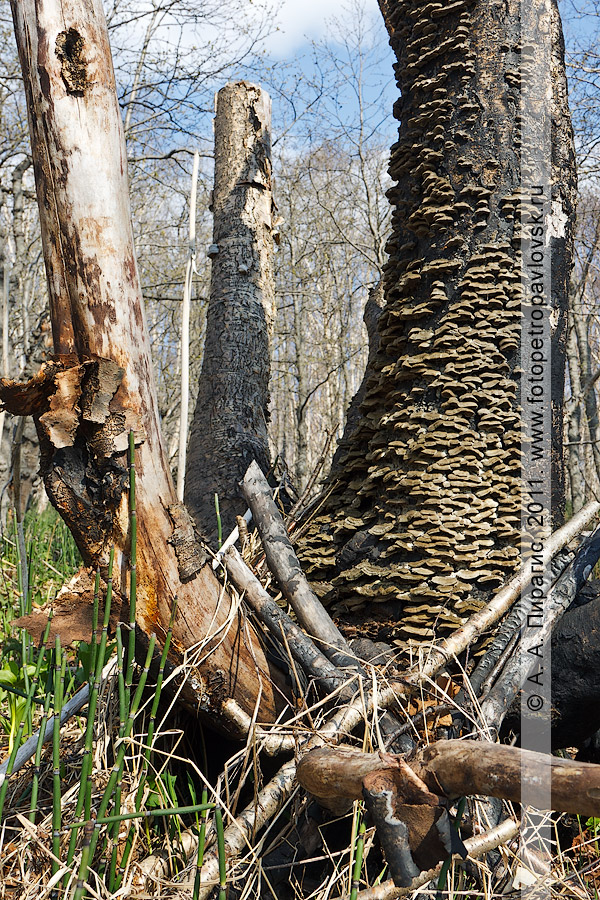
<box><xmin>4</xmin><ymin>0</ymin><xmax>287</xmax><ymax>731</ymax></box>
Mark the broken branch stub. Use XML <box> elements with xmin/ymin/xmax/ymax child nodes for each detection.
<box><xmin>6</xmin><ymin>0</ymin><xmax>289</xmax><ymax>732</ymax></box>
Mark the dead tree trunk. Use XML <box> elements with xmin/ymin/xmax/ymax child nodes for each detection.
<box><xmin>298</xmin><ymin>0</ymin><xmax>576</xmax><ymax>652</ymax></box>
<box><xmin>185</xmin><ymin>81</ymin><xmax>275</xmax><ymax>544</ymax></box>
<box><xmin>3</xmin><ymin>0</ymin><xmax>288</xmax><ymax>732</ymax></box>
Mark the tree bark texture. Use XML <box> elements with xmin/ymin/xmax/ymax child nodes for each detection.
<box><xmin>4</xmin><ymin>0</ymin><xmax>287</xmax><ymax>733</ymax></box>
<box><xmin>185</xmin><ymin>81</ymin><xmax>275</xmax><ymax>543</ymax></box>
<box><xmin>549</xmin><ymin>0</ymin><xmax>577</xmax><ymax>525</ymax></box>
<box><xmin>328</xmin><ymin>280</ymin><xmax>385</xmax><ymax>481</ymax></box>
<box><xmin>298</xmin><ymin>0</ymin><xmax>576</xmax><ymax>652</ymax></box>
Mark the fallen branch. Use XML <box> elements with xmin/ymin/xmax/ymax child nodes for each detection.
<box><xmin>135</xmin><ymin>679</ymin><xmax>407</xmax><ymax>893</ymax></box>
<box><xmin>224</xmin><ymin>546</ymin><xmax>357</xmax><ymax>698</ymax></box>
<box><xmin>224</xmin><ymin>544</ymin><xmax>412</xmax><ymax>751</ymax></box>
<box><xmin>242</xmin><ymin>460</ymin><xmax>359</xmax><ymax>669</ymax></box>
<box><xmin>297</xmin><ymin>741</ymin><xmax>600</xmax><ymax>818</ymax></box>
<box><xmin>220</xmin><ymin>699</ymin><xmax>296</xmax><ymax>755</ymax></box>
<box><xmin>452</xmin><ymin>546</ymin><xmax>574</xmax><ymax>725</ymax></box>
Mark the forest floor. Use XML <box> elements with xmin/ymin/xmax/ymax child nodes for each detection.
<box><xmin>0</xmin><ymin>508</ymin><xmax>599</xmax><ymax>899</ymax></box>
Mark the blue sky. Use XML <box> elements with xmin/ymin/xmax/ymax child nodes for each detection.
<box><xmin>260</xmin><ymin>0</ymin><xmax>382</xmax><ymax>58</ymax></box>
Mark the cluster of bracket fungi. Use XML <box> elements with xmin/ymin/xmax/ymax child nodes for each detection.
<box><xmin>300</xmin><ymin>0</ymin><xmax>526</xmax><ymax>651</ymax></box>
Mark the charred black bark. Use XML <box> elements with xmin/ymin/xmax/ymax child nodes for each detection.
<box><xmin>299</xmin><ymin>0</ymin><xmax>576</xmax><ymax>653</ymax></box>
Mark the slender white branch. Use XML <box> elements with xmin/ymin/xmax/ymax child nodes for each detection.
<box><xmin>177</xmin><ymin>150</ymin><xmax>199</xmax><ymax>502</ymax></box>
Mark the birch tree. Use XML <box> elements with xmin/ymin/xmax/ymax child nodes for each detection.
<box><xmin>2</xmin><ymin>0</ymin><xmax>287</xmax><ymax>732</ymax></box>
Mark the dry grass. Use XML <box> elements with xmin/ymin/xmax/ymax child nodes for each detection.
<box><xmin>1</xmin><ymin>508</ymin><xmax>599</xmax><ymax>898</ymax></box>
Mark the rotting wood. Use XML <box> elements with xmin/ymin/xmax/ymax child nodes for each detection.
<box><xmin>167</xmin><ymin>502</ymin><xmax>208</xmax><ymax>581</ymax></box>
<box><xmin>296</xmin><ymin>742</ymin><xmax>600</xmax><ymax>819</ymax></box>
<box><xmin>5</xmin><ymin>0</ymin><xmax>290</xmax><ymax>733</ymax></box>
<box><xmin>361</xmin><ymin>777</ymin><xmax>421</xmax><ymax>887</ymax></box>
<box><xmin>297</xmin><ymin>0</ymin><xmax>576</xmax><ymax>653</ymax></box>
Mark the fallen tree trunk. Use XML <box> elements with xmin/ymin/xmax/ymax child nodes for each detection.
<box><xmin>297</xmin><ymin>742</ymin><xmax>600</xmax><ymax>818</ymax></box>
<box><xmin>4</xmin><ymin>0</ymin><xmax>289</xmax><ymax>732</ymax></box>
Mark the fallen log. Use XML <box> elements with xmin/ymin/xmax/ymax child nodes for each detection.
<box><xmin>297</xmin><ymin>742</ymin><xmax>600</xmax><ymax>819</ymax></box>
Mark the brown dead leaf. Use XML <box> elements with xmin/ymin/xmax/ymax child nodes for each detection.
<box><xmin>12</xmin><ymin>567</ymin><xmax>121</xmax><ymax>646</ymax></box>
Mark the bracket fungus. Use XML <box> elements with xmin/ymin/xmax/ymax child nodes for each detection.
<box><xmin>298</xmin><ymin>0</ymin><xmax>574</xmax><ymax>654</ymax></box>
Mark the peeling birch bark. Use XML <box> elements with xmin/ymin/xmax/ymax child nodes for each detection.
<box><xmin>185</xmin><ymin>81</ymin><xmax>275</xmax><ymax>542</ymax></box>
<box><xmin>5</xmin><ymin>0</ymin><xmax>288</xmax><ymax>732</ymax></box>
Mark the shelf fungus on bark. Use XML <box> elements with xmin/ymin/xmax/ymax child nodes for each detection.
<box><xmin>297</xmin><ymin>0</ymin><xmax>574</xmax><ymax>656</ymax></box>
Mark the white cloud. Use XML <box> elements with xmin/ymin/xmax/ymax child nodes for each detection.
<box><xmin>264</xmin><ymin>0</ymin><xmax>382</xmax><ymax>57</ymax></box>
